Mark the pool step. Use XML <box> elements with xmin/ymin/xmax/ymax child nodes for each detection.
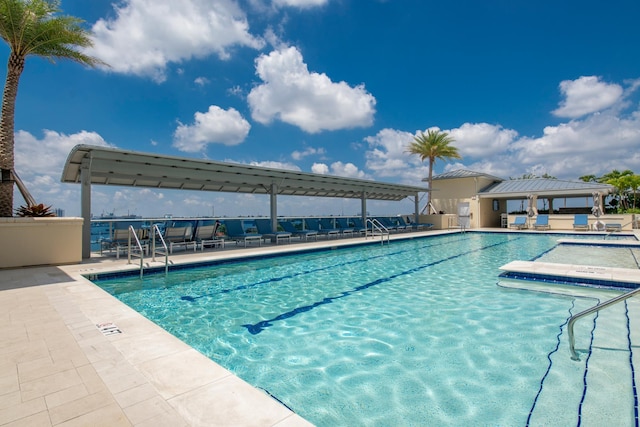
<box><xmin>528</xmin><ymin>300</ymin><xmax>637</xmax><ymax>426</ymax></box>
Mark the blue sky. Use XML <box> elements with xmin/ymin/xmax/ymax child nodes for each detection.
<box><xmin>4</xmin><ymin>0</ymin><xmax>640</xmax><ymax>217</ymax></box>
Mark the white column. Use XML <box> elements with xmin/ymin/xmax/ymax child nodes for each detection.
<box><xmin>81</xmin><ymin>159</ymin><xmax>91</xmax><ymax>259</ymax></box>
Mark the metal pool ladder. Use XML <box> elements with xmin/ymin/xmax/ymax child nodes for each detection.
<box><xmin>568</xmin><ymin>286</ymin><xmax>640</xmax><ymax>360</ymax></box>
<box><xmin>366</xmin><ymin>218</ymin><xmax>389</xmax><ymax>245</ymax></box>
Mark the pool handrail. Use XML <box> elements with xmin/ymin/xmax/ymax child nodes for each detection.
<box><xmin>568</xmin><ymin>286</ymin><xmax>640</xmax><ymax>360</ymax></box>
<box><xmin>151</xmin><ymin>224</ymin><xmax>169</xmax><ymax>276</ymax></box>
<box><xmin>126</xmin><ymin>225</ymin><xmax>146</xmax><ymax>279</ymax></box>
<box><xmin>366</xmin><ymin>218</ymin><xmax>389</xmax><ymax>244</ymax></box>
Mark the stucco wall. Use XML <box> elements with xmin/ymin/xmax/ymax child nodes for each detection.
<box><xmin>0</xmin><ymin>217</ymin><xmax>83</xmax><ymax>268</ymax></box>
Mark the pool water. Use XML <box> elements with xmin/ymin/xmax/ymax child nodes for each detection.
<box><xmin>94</xmin><ymin>232</ymin><xmax>638</xmax><ymax>426</ymax></box>
<box><xmin>535</xmin><ymin>243</ymin><xmax>640</xmax><ymax>269</ymax></box>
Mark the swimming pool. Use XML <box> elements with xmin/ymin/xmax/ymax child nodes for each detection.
<box><xmin>94</xmin><ymin>232</ymin><xmax>639</xmax><ymax>426</ymax></box>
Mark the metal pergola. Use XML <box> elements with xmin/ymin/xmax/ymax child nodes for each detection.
<box><xmin>61</xmin><ymin>145</ymin><xmax>428</xmax><ymax>258</ymax></box>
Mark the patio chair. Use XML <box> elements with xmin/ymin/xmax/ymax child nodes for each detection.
<box><xmin>350</xmin><ymin>217</ymin><xmax>368</xmax><ymax>235</ymax></box>
<box><xmin>335</xmin><ymin>218</ymin><xmax>355</xmax><ymax>237</ymax></box>
<box><xmin>509</xmin><ymin>216</ymin><xmax>528</xmax><ymax>230</ymax></box>
<box><xmin>376</xmin><ymin>217</ymin><xmax>402</xmax><ymax>232</ymax></box>
<box><xmin>100</xmin><ymin>226</ymin><xmax>148</xmax><ymax>259</ymax></box>
<box><xmin>532</xmin><ymin>215</ymin><xmax>550</xmax><ymax>230</ymax></box>
<box><xmin>163</xmin><ymin>224</ymin><xmax>196</xmax><ymax>253</ymax></box>
<box><xmin>399</xmin><ymin>216</ymin><xmax>434</xmax><ymax>231</ymax></box>
<box><xmin>573</xmin><ymin>214</ymin><xmax>590</xmax><ymax>231</ymax></box>
<box><xmin>279</xmin><ymin>220</ymin><xmax>318</xmax><ymax>241</ymax></box>
<box><xmin>604</xmin><ymin>223</ymin><xmax>622</xmax><ymax>232</ymax></box>
<box><xmin>305</xmin><ymin>218</ymin><xmax>340</xmax><ymax>239</ymax></box>
<box><xmin>194</xmin><ymin>221</ymin><xmax>224</xmax><ymax>250</ymax></box>
<box><xmin>254</xmin><ymin>219</ymin><xmax>292</xmax><ymax>245</ymax></box>
<box><xmin>224</xmin><ymin>219</ymin><xmax>262</xmax><ymax>247</ymax></box>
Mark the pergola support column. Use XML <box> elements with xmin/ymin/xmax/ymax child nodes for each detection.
<box><xmin>81</xmin><ymin>159</ymin><xmax>91</xmax><ymax>259</ymax></box>
<box><xmin>361</xmin><ymin>192</ymin><xmax>367</xmax><ymax>223</ymax></box>
<box><xmin>270</xmin><ymin>183</ymin><xmax>278</xmax><ymax>233</ymax></box>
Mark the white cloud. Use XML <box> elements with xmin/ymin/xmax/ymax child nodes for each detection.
<box><xmin>328</xmin><ymin>161</ymin><xmax>368</xmax><ymax>179</ymax></box>
<box><xmin>553</xmin><ymin>76</ymin><xmax>623</xmax><ymax>118</ymax></box>
<box><xmin>247</xmin><ymin>46</ymin><xmax>376</xmax><ymax>133</ymax></box>
<box><xmin>194</xmin><ymin>77</ymin><xmax>210</xmax><ymax>86</ymax></box>
<box><xmin>88</xmin><ymin>0</ymin><xmax>264</xmax><ymax>82</ymax></box>
<box><xmin>173</xmin><ymin>105</ymin><xmax>251</xmax><ymax>152</ymax></box>
<box><xmin>448</xmin><ymin>123</ymin><xmax>518</xmax><ymax>158</ymax></box>
<box><xmin>291</xmin><ymin>146</ymin><xmax>326</xmax><ymax>160</ymax></box>
<box><xmin>273</xmin><ymin>0</ymin><xmax>329</xmax><ymax>8</ymax></box>
<box><xmin>13</xmin><ymin>130</ymin><xmax>113</xmax><ymax>212</ymax></box>
<box><xmin>311</xmin><ymin>162</ymin><xmax>329</xmax><ymax>174</ymax></box>
<box><xmin>364</xmin><ymin>128</ymin><xmax>427</xmax><ymax>183</ymax></box>
<box><xmin>248</xmin><ymin>160</ymin><xmax>301</xmax><ymax>171</ymax></box>
<box><xmin>310</xmin><ymin>161</ymin><xmax>367</xmax><ymax>178</ymax></box>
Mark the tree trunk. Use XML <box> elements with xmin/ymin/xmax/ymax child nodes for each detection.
<box><xmin>0</xmin><ymin>51</ymin><xmax>25</xmax><ymax>217</ymax></box>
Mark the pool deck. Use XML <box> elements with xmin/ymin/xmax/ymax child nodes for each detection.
<box><xmin>0</xmin><ymin>230</ymin><xmax>455</xmax><ymax>427</ymax></box>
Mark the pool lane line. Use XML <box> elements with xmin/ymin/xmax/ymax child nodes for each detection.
<box><xmin>525</xmin><ymin>299</ymin><xmax>579</xmax><ymax>426</ymax></box>
<box><xmin>625</xmin><ymin>300</ymin><xmax>640</xmax><ymax>426</ymax></box>
<box><xmin>179</xmin><ymin>233</ymin><xmax>476</xmax><ymax>302</ymax></box>
<box><xmin>241</xmin><ymin>237</ymin><xmax>520</xmax><ymax>335</ymax></box>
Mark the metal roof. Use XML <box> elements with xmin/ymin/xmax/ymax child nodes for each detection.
<box><xmin>431</xmin><ymin>169</ymin><xmax>504</xmax><ymax>182</ymax></box>
<box><xmin>478</xmin><ymin>178</ymin><xmax>614</xmax><ymax>198</ymax></box>
<box><xmin>61</xmin><ymin>145</ymin><xmax>427</xmax><ymax>201</ymax></box>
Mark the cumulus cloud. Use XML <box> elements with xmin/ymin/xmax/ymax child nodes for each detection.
<box><xmin>173</xmin><ymin>105</ymin><xmax>251</xmax><ymax>152</ymax></box>
<box><xmin>13</xmin><ymin>130</ymin><xmax>113</xmax><ymax>212</ymax></box>
<box><xmin>87</xmin><ymin>0</ymin><xmax>264</xmax><ymax>82</ymax></box>
<box><xmin>553</xmin><ymin>76</ymin><xmax>623</xmax><ymax>118</ymax></box>
<box><xmin>311</xmin><ymin>163</ymin><xmax>329</xmax><ymax>174</ymax></box>
<box><xmin>247</xmin><ymin>46</ymin><xmax>376</xmax><ymax>133</ymax></box>
<box><xmin>291</xmin><ymin>146</ymin><xmax>326</xmax><ymax>160</ymax></box>
<box><xmin>194</xmin><ymin>77</ymin><xmax>210</xmax><ymax>86</ymax></box>
<box><xmin>310</xmin><ymin>161</ymin><xmax>368</xmax><ymax>178</ymax></box>
<box><xmin>273</xmin><ymin>0</ymin><xmax>329</xmax><ymax>8</ymax></box>
<box><xmin>448</xmin><ymin>123</ymin><xmax>518</xmax><ymax>158</ymax></box>
<box><xmin>364</xmin><ymin>128</ymin><xmax>427</xmax><ymax>183</ymax></box>
<box><xmin>248</xmin><ymin>160</ymin><xmax>301</xmax><ymax>171</ymax></box>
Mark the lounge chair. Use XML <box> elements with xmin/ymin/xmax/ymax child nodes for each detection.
<box><xmin>224</xmin><ymin>219</ymin><xmax>262</xmax><ymax>247</ymax></box>
<box><xmin>305</xmin><ymin>218</ymin><xmax>340</xmax><ymax>239</ymax></box>
<box><xmin>573</xmin><ymin>214</ymin><xmax>590</xmax><ymax>231</ymax></box>
<box><xmin>254</xmin><ymin>219</ymin><xmax>292</xmax><ymax>245</ymax></box>
<box><xmin>532</xmin><ymin>215</ymin><xmax>550</xmax><ymax>230</ymax></box>
<box><xmin>376</xmin><ymin>217</ymin><xmax>404</xmax><ymax>232</ymax></box>
<box><xmin>279</xmin><ymin>220</ymin><xmax>318</xmax><ymax>241</ymax></box>
<box><xmin>351</xmin><ymin>218</ymin><xmax>369</xmax><ymax>235</ymax></box>
<box><xmin>604</xmin><ymin>223</ymin><xmax>622</xmax><ymax>232</ymax></box>
<box><xmin>334</xmin><ymin>218</ymin><xmax>355</xmax><ymax>237</ymax></box>
<box><xmin>163</xmin><ymin>224</ymin><xmax>196</xmax><ymax>253</ymax></box>
<box><xmin>509</xmin><ymin>216</ymin><xmax>528</xmax><ymax>230</ymax></box>
<box><xmin>101</xmin><ymin>226</ymin><xmax>147</xmax><ymax>258</ymax></box>
<box><xmin>399</xmin><ymin>216</ymin><xmax>434</xmax><ymax>231</ymax></box>
<box><xmin>194</xmin><ymin>221</ymin><xmax>224</xmax><ymax>250</ymax></box>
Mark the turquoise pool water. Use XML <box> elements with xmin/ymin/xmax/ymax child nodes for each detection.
<box><xmin>94</xmin><ymin>232</ymin><xmax>638</xmax><ymax>426</ymax></box>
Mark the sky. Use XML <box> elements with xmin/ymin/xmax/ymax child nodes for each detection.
<box><xmin>3</xmin><ymin>0</ymin><xmax>640</xmax><ymax>218</ymax></box>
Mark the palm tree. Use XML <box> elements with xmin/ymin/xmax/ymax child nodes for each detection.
<box><xmin>0</xmin><ymin>0</ymin><xmax>104</xmax><ymax>217</ymax></box>
<box><xmin>406</xmin><ymin>129</ymin><xmax>461</xmax><ymax>209</ymax></box>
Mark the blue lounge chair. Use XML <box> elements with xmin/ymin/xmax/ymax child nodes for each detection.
<box><xmin>351</xmin><ymin>218</ymin><xmax>369</xmax><ymax>235</ymax></box>
<box><xmin>306</xmin><ymin>218</ymin><xmax>340</xmax><ymax>239</ymax></box>
<box><xmin>376</xmin><ymin>217</ymin><xmax>404</xmax><ymax>232</ymax></box>
<box><xmin>509</xmin><ymin>216</ymin><xmax>527</xmax><ymax>229</ymax></box>
<box><xmin>224</xmin><ymin>219</ymin><xmax>262</xmax><ymax>246</ymax></box>
<box><xmin>605</xmin><ymin>223</ymin><xmax>622</xmax><ymax>232</ymax></box>
<box><xmin>399</xmin><ymin>216</ymin><xmax>434</xmax><ymax>231</ymax></box>
<box><xmin>335</xmin><ymin>218</ymin><xmax>355</xmax><ymax>237</ymax></box>
<box><xmin>532</xmin><ymin>215</ymin><xmax>550</xmax><ymax>230</ymax></box>
<box><xmin>573</xmin><ymin>214</ymin><xmax>589</xmax><ymax>231</ymax></box>
<box><xmin>254</xmin><ymin>219</ymin><xmax>292</xmax><ymax>245</ymax></box>
<box><xmin>279</xmin><ymin>220</ymin><xmax>318</xmax><ymax>241</ymax></box>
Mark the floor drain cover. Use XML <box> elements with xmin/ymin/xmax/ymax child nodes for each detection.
<box><xmin>97</xmin><ymin>322</ymin><xmax>122</xmax><ymax>336</ymax></box>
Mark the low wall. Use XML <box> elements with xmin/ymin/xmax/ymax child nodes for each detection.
<box><xmin>506</xmin><ymin>214</ymin><xmax>636</xmax><ymax>231</ymax></box>
<box><xmin>0</xmin><ymin>217</ymin><xmax>83</xmax><ymax>268</ymax></box>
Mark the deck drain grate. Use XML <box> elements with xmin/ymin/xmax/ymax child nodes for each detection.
<box><xmin>97</xmin><ymin>322</ymin><xmax>122</xmax><ymax>336</ymax></box>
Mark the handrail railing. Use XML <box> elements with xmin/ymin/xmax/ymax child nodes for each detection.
<box><xmin>568</xmin><ymin>286</ymin><xmax>640</xmax><ymax>360</ymax></box>
<box><xmin>603</xmin><ymin>220</ymin><xmax>635</xmax><ymax>239</ymax></box>
<box><xmin>151</xmin><ymin>224</ymin><xmax>169</xmax><ymax>276</ymax></box>
<box><xmin>366</xmin><ymin>219</ymin><xmax>389</xmax><ymax>245</ymax></box>
<box><xmin>126</xmin><ymin>225</ymin><xmax>146</xmax><ymax>279</ymax></box>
